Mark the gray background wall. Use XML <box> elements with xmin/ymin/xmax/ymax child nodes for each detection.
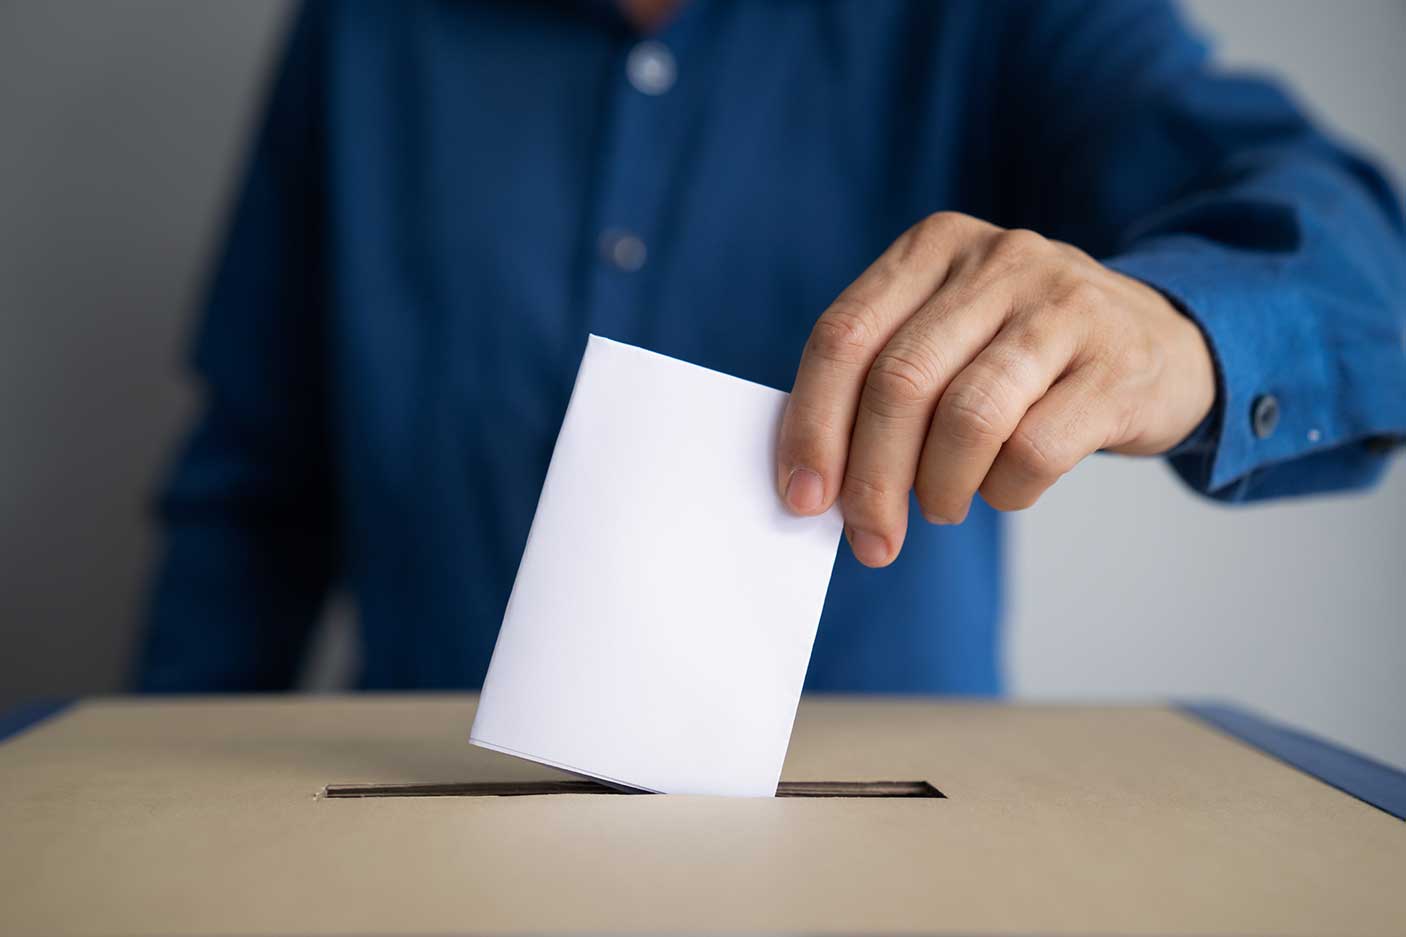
<box><xmin>1</xmin><ymin>2</ymin><xmax>1402</xmax><ymax>766</ymax></box>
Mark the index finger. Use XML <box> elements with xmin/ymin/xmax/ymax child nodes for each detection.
<box><xmin>776</xmin><ymin>213</ymin><xmax>984</xmax><ymax>515</ymax></box>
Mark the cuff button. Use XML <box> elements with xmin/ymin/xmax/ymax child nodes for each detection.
<box><xmin>1251</xmin><ymin>394</ymin><xmax>1280</xmax><ymax>440</ymax></box>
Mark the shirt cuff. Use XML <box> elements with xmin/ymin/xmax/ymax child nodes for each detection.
<box><xmin>1105</xmin><ymin>243</ymin><xmax>1334</xmax><ymax>497</ymax></box>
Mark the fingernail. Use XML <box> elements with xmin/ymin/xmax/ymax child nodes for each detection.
<box><xmin>847</xmin><ymin>528</ymin><xmax>890</xmax><ymax>566</ymax></box>
<box><xmin>785</xmin><ymin>468</ymin><xmax>824</xmax><ymax>514</ymax></box>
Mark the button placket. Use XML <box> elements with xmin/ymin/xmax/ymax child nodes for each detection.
<box><xmin>581</xmin><ymin>15</ymin><xmax>705</xmax><ymax>340</ymax></box>
<box><xmin>626</xmin><ymin>40</ymin><xmax>676</xmax><ymax>96</ymax></box>
<box><xmin>599</xmin><ymin>228</ymin><xmax>647</xmax><ymax>272</ymax></box>
<box><xmin>593</xmin><ymin>40</ymin><xmax>677</xmax><ymax>279</ymax></box>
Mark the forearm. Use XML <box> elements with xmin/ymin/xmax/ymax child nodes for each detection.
<box><xmin>1105</xmin><ymin>128</ymin><xmax>1406</xmax><ymax>500</ymax></box>
<box><xmin>1005</xmin><ymin>0</ymin><xmax>1406</xmax><ymax>500</ymax></box>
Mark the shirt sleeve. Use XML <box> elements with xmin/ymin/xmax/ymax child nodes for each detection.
<box><xmin>998</xmin><ymin>0</ymin><xmax>1406</xmax><ymax>501</ymax></box>
<box><xmin>137</xmin><ymin>3</ymin><xmax>336</xmax><ymax>691</ymax></box>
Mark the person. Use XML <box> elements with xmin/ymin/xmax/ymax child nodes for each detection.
<box><xmin>138</xmin><ymin>0</ymin><xmax>1405</xmax><ymax>694</ymax></box>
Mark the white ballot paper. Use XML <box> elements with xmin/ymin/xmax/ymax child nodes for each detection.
<box><xmin>470</xmin><ymin>335</ymin><xmax>843</xmax><ymax>797</ymax></box>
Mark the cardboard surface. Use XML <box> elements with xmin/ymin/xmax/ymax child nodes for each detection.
<box><xmin>2</xmin><ymin>695</ymin><xmax>1404</xmax><ymax>937</ymax></box>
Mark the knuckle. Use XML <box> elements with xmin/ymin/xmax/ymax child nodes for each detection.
<box><xmin>990</xmin><ymin>227</ymin><xmax>1048</xmax><ymax>265</ymax></box>
<box><xmin>807</xmin><ymin>299</ymin><xmax>874</xmax><ymax>365</ymax></box>
<box><xmin>785</xmin><ymin>397</ymin><xmax>844</xmax><ymax>439</ymax></box>
<box><xmin>841</xmin><ymin>469</ymin><xmax>895</xmax><ymax>514</ymax></box>
<box><xmin>982</xmin><ymin>324</ymin><xmax>1046</xmax><ymax>384</ymax></box>
<box><xmin>937</xmin><ymin>380</ymin><xmax>1009</xmax><ymax>448</ymax></box>
<box><xmin>864</xmin><ymin>349</ymin><xmax>939</xmax><ymax>410</ymax></box>
<box><xmin>1085</xmin><ymin>343</ymin><xmax>1143</xmax><ymax>405</ymax></box>
<box><xmin>1049</xmin><ymin>275</ymin><xmax>1104</xmax><ymax>317</ymax></box>
<box><xmin>915</xmin><ymin>210</ymin><xmax>966</xmax><ymax>241</ymax></box>
<box><xmin>779</xmin><ymin>398</ymin><xmax>842</xmax><ymax>462</ymax></box>
<box><xmin>1005</xmin><ymin>318</ymin><xmax>1054</xmax><ymax>362</ymax></box>
<box><xmin>900</xmin><ymin>211</ymin><xmax>972</xmax><ymax>261</ymax></box>
<box><xmin>1004</xmin><ymin>428</ymin><xmax>1066</xmax><ymax>483</ymax></box>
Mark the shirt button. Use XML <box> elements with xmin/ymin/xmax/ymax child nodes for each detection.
<box><xmin>627</xmin><ymin>40</ymin><xmax>676</xmax><ymax>95</ymax></box>
<box><xmin>600</xmin><ymin>229</ymin><xmax>647</xmax><ymax>272</ymax></box>
<box><xmin>1251</xmin><ymin>394</ymin><xmax>1280</xmax><ymax>440</ymax></box>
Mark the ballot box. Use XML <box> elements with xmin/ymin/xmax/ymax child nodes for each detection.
<box><xmin>2</xmin><ymin>695</ymin><xmax>1403</xmax><ymax>936</ymax></box>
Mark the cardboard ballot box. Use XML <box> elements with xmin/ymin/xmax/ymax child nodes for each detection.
<box><xmin>2</xmin><ymin>695</ymin><xmax>1403</xmax><ymax>937</ymax></box>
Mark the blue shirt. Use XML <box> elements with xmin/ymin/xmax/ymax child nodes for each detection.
<box><xmin>138</xmin><ymin>0</ymin><xmax>1406</xmax><ymax>694</ymax></box>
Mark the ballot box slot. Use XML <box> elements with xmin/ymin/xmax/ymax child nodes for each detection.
<box><xmin>323</xmin><ymin>780</ymin><xmax>943</xmax><ymax>799</ymax></box>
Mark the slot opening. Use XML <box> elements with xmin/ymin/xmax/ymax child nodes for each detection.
<box><xmin>324</xmin><ymin>780</ymin><xmax>943</xmax><ymax>799</ymax></box>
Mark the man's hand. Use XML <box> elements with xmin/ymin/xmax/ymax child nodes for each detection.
<box><xmin>777</xmin><ymin>212</ymin><xmax>1216</xmax><ymax>567</ymax></box>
